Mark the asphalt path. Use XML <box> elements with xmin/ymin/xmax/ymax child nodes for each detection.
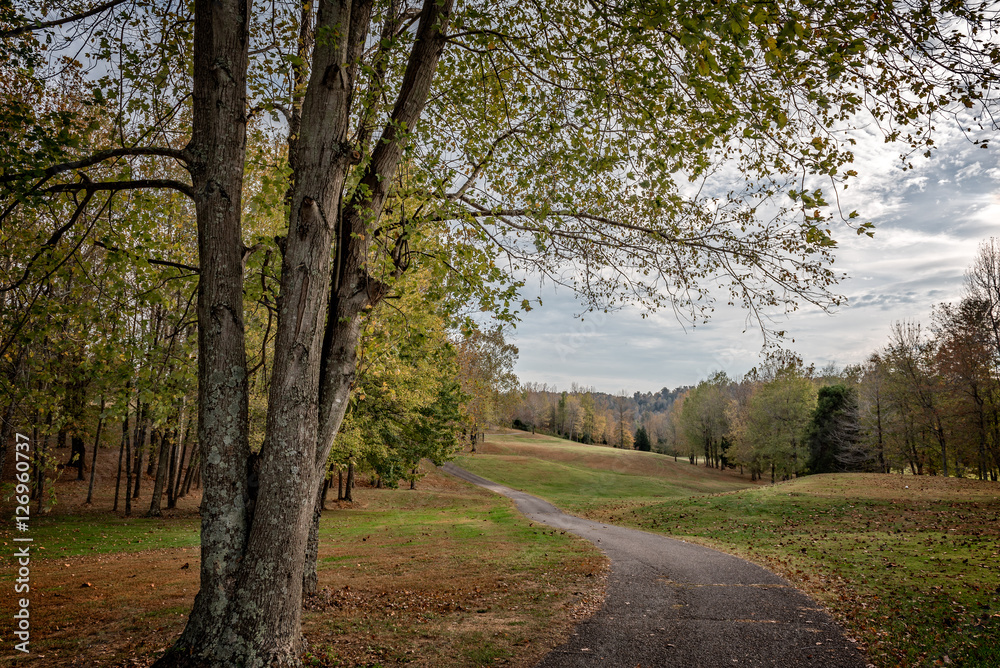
<box><xmin>441</xmin><ymin>462</ymin><xmax>870</xmax><ymax>668</ymax></box>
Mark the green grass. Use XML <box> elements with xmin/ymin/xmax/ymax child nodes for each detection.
<box><xmin>458</xmin><ymin>432</ymin><xmax>755</xmax><ymax>514</ymax></box>
<box><xmin>0</xmin><ymin>513</ymin><xmax>201</xmax><ymax>562</ymax></box>
<box><xmin>466</xmin><ymin>432</ymin><xmax>1000</xmax><ymax>668</ymax></box>
<box><xmin>617</xmin><ymin>479</ymin><xmax>1000</xmax><ymax>668</ymax></box>
<box><xmin>316</xmin><ymin>482</ymin><xmax>588</xmax><ymax>574</ymax></box>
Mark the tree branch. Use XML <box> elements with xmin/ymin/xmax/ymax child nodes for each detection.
<box><xmin>41</xmin><ymin>178</ymin><xmax>196</xmax><ymax>199</ymax></box>
<box><xmin>93</xmin><ymin>240</ymin><xmax>200</xmax><ymax>273</ymax></box>
<box><xmin>1</xmin><ymin>0</ymin><xmax>131</xmax><ymax>38</ymax></box>
<box><xmin>0</xmin><ymin>190</ymin><xmax>95</xmax><ymax>293</ymax></box>
<box><xmin>1</xmin><ymin>147</ymin><xmax>190</xmax><ymax>185</ymax></box>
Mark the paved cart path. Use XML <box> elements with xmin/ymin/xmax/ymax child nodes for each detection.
<box><xmin>441</xmin><ymin>463</ymin><xmax>870</xmax><ymax>668</ymax></box>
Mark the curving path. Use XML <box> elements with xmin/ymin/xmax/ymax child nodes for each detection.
<box><xmin>441</xmin><ymin>463</ymin><xmax>870</xmax><ymax>668</ymax></box>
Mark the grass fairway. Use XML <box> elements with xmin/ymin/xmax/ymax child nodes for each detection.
<box><xmin>461</xmin><ymin>431</ymin><xmax>1000</xmax><ymax>668</ymax></box>
<box><xmin>0</xmin><ymin>463</ymin><xmax>605</xmax><ymax>667</ymax></box>
<box><xmin>458</xmin><ymin>432</ymin><xmax>760</xmax><ymax>514</ymax></box>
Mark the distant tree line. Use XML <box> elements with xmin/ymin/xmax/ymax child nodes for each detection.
<box><xmin>510</xmin><ymin>385</ymin><xmax>689</xmax><ymax>450</ymax></box>
<box><xmin>508</xmin><ymin>239</ymin><xmax>1000</xmax><ymax>483</ymax></box>
<box><xmin>663</xmin><ymin>240</ymin><xmax>1000</xmax><ymax>482</ymax></box>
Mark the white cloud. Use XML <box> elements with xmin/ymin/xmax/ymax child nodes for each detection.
<box><xmin>510</xmin><ymin>116</ymin><xmax>1000</xmax><ymax>392</ymax></box>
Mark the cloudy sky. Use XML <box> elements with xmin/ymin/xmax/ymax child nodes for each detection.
<box><xmin>506</xmin><ymin>123</ymin><xmax>1000</xmax><ymax>394</ymax></box>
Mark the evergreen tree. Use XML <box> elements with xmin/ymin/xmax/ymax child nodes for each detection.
<box><xmin>806</xmin><ymin>385</ymin><xmax>862</xmax><ymax>474</ymax></box>
<box><xmin>634</xmin><ymin>426</ymin><xmax>652</xmax><ymax>452</ymax></box>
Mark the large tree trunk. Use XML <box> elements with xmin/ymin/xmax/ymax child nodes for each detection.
<box><xmin>158</xmin><ymin>0</ymin><xmax>451</xmax><ymax>663</ymax></box>
<box><xmin>154</xmin><ymin>0</ymin><xmax>252</xmax><ymax>662</ymax></box>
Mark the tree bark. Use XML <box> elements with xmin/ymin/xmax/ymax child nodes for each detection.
<box><xmin>302</xmin><ymin>480</ymin><xmax>326</xmax><ymax>596</ymax></box>
<box><xmin>151</xmin><ymin>0</ymin><xmax>252</xmax><ymax>659</ymax></box>
<box><xmin>149</xmin><ymin>427</ymin><xmax>171</xmax><ymax>517</ymax></box>
<box><xmin>85</xmin><ymin>398</ymin><xmax>106</xmax><ymax>505</ymax></box>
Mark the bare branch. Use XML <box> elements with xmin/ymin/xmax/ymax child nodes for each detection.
<box><xmin>0</xmin><ymin>190</ymin><xmax>96</xmax><ymax>293</ymax></box>
<box><xmin>93</xmin><ymin>240</ymin><xmax>200</xmax><ymax>273</ymax></box>
<box><xmin>0</xmin><ymin>0</ymin><xmax>130</xmax><ymax>38</ymax></box>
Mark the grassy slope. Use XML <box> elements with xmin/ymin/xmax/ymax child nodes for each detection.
<box><xmin>461</xmin><ymin>433</ymin><xmax>759</xmax><ymax>513</ymax></box>
<box><xmin>459</xmin><ymin>431</ymin><xmax>1000</xmax><ymax>668</ymax></box>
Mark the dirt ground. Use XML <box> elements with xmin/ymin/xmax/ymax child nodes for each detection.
<box><xmin>1</xmin><ymin>444</ymin><xmax>608</xmax><ymax>667</ymax></box>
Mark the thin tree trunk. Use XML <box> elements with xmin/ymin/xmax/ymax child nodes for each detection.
<box><xmin>86</xmin><ymin>397</ymin><xmax>106</xmax><ymax>505</ymax></box>
<box><xmin>149</xmin><ymin>427</ymin><xmax>171</xmax><ymax>517</ymax></box>
<box><xmin>936</xmin><ymin>418</ymin><xmax>948</xmax><ymax>477</ymax></box>
<box><xmin>146</xmin><ymin>420</ymin><xmax>158</xmax><ymax>477</ymax></box>
<box><xmin>171</xmin><ymin>400</ymin><xmax>190</xmax><ymax>504</ymax></box>
<box><xmin>33</xmin><ymin>426</ymin><xmax>45</xmax><ymax>511</ymax></box>
<box><xmin>132</xmin><ymin>403</ymin><xmax>148</xmax><ymax>498</ymax></box>
<box><xmin>167</xmin><ymin>428</ymin><xmax>179</xmax><ymax>509</ymax></box>
<box><xmin>180</xmin><ymin>450</ymin><xmax>198</xmax><ymax>497</ymax></box>
<box><xmin>114</xmin><ymin>414</ymin><xmax>128</xmax><ymax>512</ymax></box>
<box><xmin>320</xmin><ymin>473</ymin><xmax>331</xmax><ymax>510</ymax></box>
<box><xmin>0</xmin><ymin>400</ymin><xmax>17</xmax><ymax>480</ymax></box>
<box><xmin>345</xmin><ymin>460</ymin><xmax>355</xmax><ymax>503</ymax></box>
<box><xmin>124</xmin><ymin>419</ymin><xmax>133</xmax><ymax>517</ymax></box>
<box><xmin>337</xmin><ymin>469</ymin><xmax>343</xmax><ymax>501</ymax></box>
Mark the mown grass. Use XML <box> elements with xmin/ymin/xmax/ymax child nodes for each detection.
<box><xmin>0</xmin><ymin>514</ymin><xmax>201</xmax><ymax>559</ymax></box>
<box><xmin>458</xmin><ymin>432</ymin><xmax>757</xmax><ymax>514</ymax></box>
<box><xmin>303</xmin><ymin>475</ymin><xmax>607</xmax><ymax>667</ymax></box>
<box><xmin>464</xmin><ymin>432</ymin><xmax>1000</xmax><ymax>668</ymax></box>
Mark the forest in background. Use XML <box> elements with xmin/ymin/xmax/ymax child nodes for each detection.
<box><xmin>0</xmin><ymin>153</ymin><xmax>521</xmax><ymax>511</ymax></box>
<box><xmin>510</xmin><ymin>239</ymin><xmax>1000</xmax><ymax>484</ymax></box>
